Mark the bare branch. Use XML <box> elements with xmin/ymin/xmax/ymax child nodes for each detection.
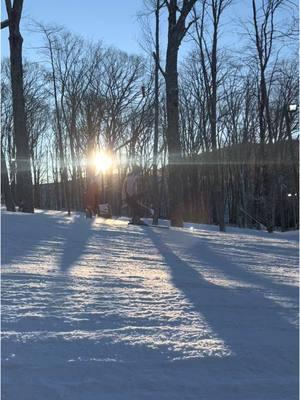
<box><xmin>4</xmin><ymin>0</ymin><xmax>12</xmax><ymax>15</ymax></box>
<box><xmin>1</xmin><ymin>19</ymin><xmax>9</xmax><ymax>29</ymax></box>
<box><xmin>152</xmin><ymin>51</ymin><xmax>166</xmax><ymax>79</ymax></box>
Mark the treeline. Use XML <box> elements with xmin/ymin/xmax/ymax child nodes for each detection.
<box><xmin>1</xmin><ymin>0</ymin><xmax>299</xmax><ymax>231</ymax></box>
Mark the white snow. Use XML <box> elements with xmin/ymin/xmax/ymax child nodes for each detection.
<box><xmin>1</xmin><ymin>210</ymin><xmax>299</xmax><ymax>400</ymax></box>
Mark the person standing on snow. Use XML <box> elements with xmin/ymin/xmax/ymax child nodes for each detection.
<box><xmin>122</xmin><ymin>166</ymin><xmax>147</xmax><ymax>224</ymax></box>
<box><xmin>84</xmin><ymin>176</ymin><xmax>100</xmax><ymax>218</ymax></box>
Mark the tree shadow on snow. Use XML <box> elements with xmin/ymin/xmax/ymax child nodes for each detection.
<box><xmin>57</xmin><ymin>215</ymin><xmax>94</xmax><ymax>273</ymax></box>
<box><xmin>1</xmin><ymin>212</ymin><xmax>71</xmax><ymax>266</ymax></box>
<box><xmin>181</xmin><ymin>230</ymin><xmax>299</xmax><ymax>301</ymax></box>
<box><xmin>2</xmin><ymin>211</ymin><xmax>94</xmax><ymax>274</ymax></box>
<box><xmin>145</xmin><ymin>228</ymin><xmax>298</xmax><ymax>377</ymax></box>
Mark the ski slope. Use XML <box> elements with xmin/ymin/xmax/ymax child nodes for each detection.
<box><xmin>1</xmin><ymin>210</ymin><xmax>299</xmax><ymax>400</ymax></box>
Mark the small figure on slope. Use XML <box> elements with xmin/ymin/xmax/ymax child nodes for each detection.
<box><xmin>122</xmin><ymin>166</ymin><xmax>150</xmax><ymax>225</ymax></box>
<box><xmin>84</xmin><ymin>176</ymin><xmax>100</xmax><ymax>218</ymax></box>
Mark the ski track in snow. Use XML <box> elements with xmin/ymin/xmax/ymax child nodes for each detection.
<box><xmin>1</xmin><ymin>210</ymin><xmax>299</xmax><ymax>400</ymax></box>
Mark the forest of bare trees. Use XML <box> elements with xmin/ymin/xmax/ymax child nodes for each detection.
<box><xmin>1</xmin><ymin>0</ymin><xmax>299</xmax><ymax>231</ymax></box>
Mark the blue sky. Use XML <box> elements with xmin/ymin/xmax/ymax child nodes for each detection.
<box><xmin>1</xmin><ymin>1</ymin><xmax>296</xmax><ymax>62</ymax></box>
<box><xmin>1</xmin><ymin>0</ymin><xmax>144</xmax><ymax>58</ymax></box>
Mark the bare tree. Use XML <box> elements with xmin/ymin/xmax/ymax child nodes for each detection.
<box><xmin>2</xmin><ymin>0</ymin><xmax>34</xmax><ymax>212</ymax></box>
<box><xmin>1</xmin><ymin>74</ymin><xmax>15</xmax><ymax>211</ymax></box>
<box><xmin>23</xmin><ymin>62</ymin><xmax>49</xmax><ymax>207</ymax></box>
<box><xmin>55</xmin><ymin>34</ymin><xmax>101</xmax><ymax>210</ymax></box>
<box><xmin>37</xmin><ymin>24</ymin><xmax>71</xmax><ymax>214</ymax></box>
<box><xmin>192</xmin><ymin>0</ymin><xmax>233</xmax><ymax>231</ymax></box>
<box><xmin>151</xmin><ymin>0</ymin><xmax>164</xmax><ymax>224</ymax></box>
<box><xmin>250</xmin><ymin>0</ymin><xmax>286</xmax><ymax>232</ymax></box>
<box><xmin>164</xmin><ymin>0</ymin><xmax>198</xmax><ymax>227</ymax></box>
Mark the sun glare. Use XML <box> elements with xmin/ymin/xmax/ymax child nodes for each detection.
<box><xmin>93</xmin><ymin>152</ymin><xmax>113</xmax><ymax>173</ymax></box>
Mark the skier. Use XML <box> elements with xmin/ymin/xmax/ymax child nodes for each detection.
<box><xmin>122</xmin><ymin>166</ymin><xmax>148</xmax><ymax>225</ymax></box>
<box><xmin>84</xmin><ymin>176</ymin><xmax>100</xmax><ymax>218</ymax></box>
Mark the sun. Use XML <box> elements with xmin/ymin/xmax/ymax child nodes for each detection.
<box><xmin>92</xmin><ymin>152</ymin><xmax>113</xmax><ymax>173</ymax></box>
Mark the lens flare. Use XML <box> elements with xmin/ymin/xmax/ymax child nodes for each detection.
<box><xmin>93</xmin><ymin>152</ymin><xmax>113</xmax><ymax>173</ymax></box>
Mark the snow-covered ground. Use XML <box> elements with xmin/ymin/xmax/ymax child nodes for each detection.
<box><xmin>1</xmin><ymin>210</ymin><xmax>299</xmax><ymax>400</ymax></box>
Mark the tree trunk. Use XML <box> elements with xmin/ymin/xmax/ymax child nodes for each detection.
<box><xmin>164</xmin><ymin>0</ymin><xmax>197</xmax><ymax>227</ymax></box>
<box><xmin>285</xmin><ymin>108</ymin><xmax>299</xmax><ymax>195</ymax></box>
<box><xmin>1</xmin><ymin>147</ymin><xmax>15</xmax><ymax>211</ymax></box>
<box><xmin>152</xmin><ymin>1</ymin><xmax>160</xmax><ymax>225</ymax></box>
<box><xmin>47</xmin><ymin>29</ymin><xmax>70</xmax><ymax>215</ymax></box>
<box><xmin>165</xmin><ymin>41</ymin><xmax>184</xmax><ymax>227</ymax></box>
<box><xmin>6</xmin><ymin>0</ymin><xmax>34</xmax><ymax>212</ymax></box>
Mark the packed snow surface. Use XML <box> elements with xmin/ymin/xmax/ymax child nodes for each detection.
<box><xmin>1</xmin><ymin>210</ymin><xmax>299</xmax><ymax>400</ymax></box>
